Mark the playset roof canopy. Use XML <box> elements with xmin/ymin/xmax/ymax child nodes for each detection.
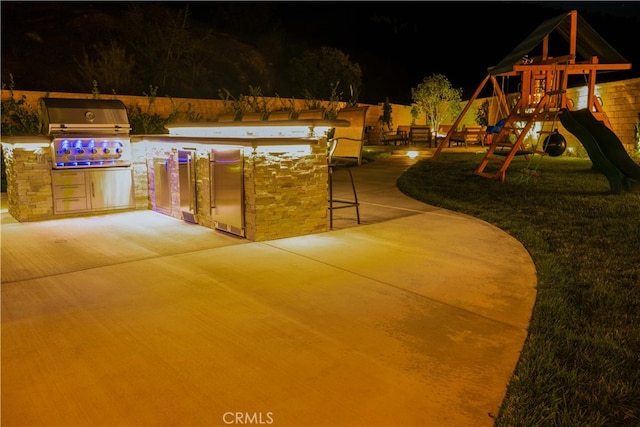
<box><xmin>489</xmin><ymin>11</ymin><xmax>629</xmax><ymax>75</ymax></box>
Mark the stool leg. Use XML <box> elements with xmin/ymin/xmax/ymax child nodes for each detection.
<box><xmin>345</xmin><ymin>167</ymin><xmax>360</xmax><ymax>224</ymax></box>
<box><xmin>328</xmin><ymin>165</ymin><xmax>334</xmax><ymax>229</ymax></box>
<box><xmin>327</xmin><ymin>165</ymin><xmax>360</xmax><ymax>229</ymax></box>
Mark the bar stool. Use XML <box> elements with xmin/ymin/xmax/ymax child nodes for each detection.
<box><xmin>326</xmin><ymin>106</ymin><xmax>368</xmax><ymax>229</ymax></box>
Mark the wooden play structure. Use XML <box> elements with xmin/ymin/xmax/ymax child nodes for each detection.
<box><xmin>432</xmin><ymin>9</ymin><xmax>632</xmax><ymax>182</ymax></box>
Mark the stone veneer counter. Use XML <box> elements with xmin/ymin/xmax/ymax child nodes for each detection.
<box><xmin>132</xmin><ymin>119</ymin><xmax>349</xmax><ymax>242</ymax></box>
<box><xmin>2</xmin><ymin>120</ymin><xmax>348</xmax><ymax>242</ymax></box>
<box><xmin>1</xmin><ymin>136</ymin><xmax>55</xmax><ymax>221</ymax></box>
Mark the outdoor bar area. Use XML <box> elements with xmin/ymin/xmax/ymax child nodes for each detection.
<box><xmin>1</xmin><ymin>98</ymin><xmax>349</xmax><ymax>242</ymax></box>
<box><xmin>135</xmin><ymin>119</ymin><xmax>346</xmax><ymax>241</ymax></box>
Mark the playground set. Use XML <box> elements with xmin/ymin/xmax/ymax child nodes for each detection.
<box><xmin>432</xmin><ymin>9</ymin><xmax>640</xmax><ymax>192</ymax></box>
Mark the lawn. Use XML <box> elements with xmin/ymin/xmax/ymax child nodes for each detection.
<box><xmin>396</xmin><ymin>152</ymin><xmax>640</xmax><ymax>426</ymax></box>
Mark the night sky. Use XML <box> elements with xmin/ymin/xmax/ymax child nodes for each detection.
<box><xmin>261</xmin><ymin>1</ymin><xmax>640</xmax><ymax>102</ymax></box>
<box><xmin>2</xmin><ymin>1</ymin><xmax>640</xmax><ymax>105</ymax></box>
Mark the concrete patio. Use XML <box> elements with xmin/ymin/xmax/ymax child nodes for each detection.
<box><xmin>1</xmin><ymin>150</ymin><xmax>537</xmax><ymax>426</ymax></box>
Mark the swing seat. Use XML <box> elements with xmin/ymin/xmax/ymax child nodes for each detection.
<box><xmin>494</xmin><ymin>149</ymin><xmax>532</xmax><ymax>157</ymax></box>
<box><xmin>486</xmin><ymin>118</ymin><xmax>506</xmax><ymax>134</ymax></box>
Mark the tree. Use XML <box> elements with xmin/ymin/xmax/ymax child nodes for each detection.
<box><xmin>74</xmin><ymin>41</ymin><xmax>136</xmax><ymax>94</ymax></box>
<box><xmin>115</xmin><ymin>4</ymin><xmax>273</xmax><ymax>99</ymax></box>
<box><xmin>288</xmin><ymin>47</ymin><xmax>362</xmax><ymax>102</ymax></box>
<box><xmin>411</xmin><ymin>74</ymin><xmax>462</xmax><ymax>135</ymax></box>
<box><xmin>476</xmin><ymin>99</ymin><xmax>490</xmax><ymax>126</ymax></box>
<box><xmin>121</xmin><ymin>5</ymin><xmax>200</xmax><ymax>94</ymax></box>
<box><xmin>379</xmin><ymin>97</ymin><xmax>393</xmax><ymax>131</ymax></box>
<box><xmin>1</xmin><ymin>75</ymin><xmax>41</xmax><ymax>136</ymax></box>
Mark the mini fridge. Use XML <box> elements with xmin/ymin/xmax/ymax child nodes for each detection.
<box><xmin>178</xmin><ymin>149</ymin><xmax>198</xmax><ymax>223</ymax></box>
<box><xmin>210</xmin><ymin>147</ymin><xmax>244</xmax><ymax>236</ymax></box>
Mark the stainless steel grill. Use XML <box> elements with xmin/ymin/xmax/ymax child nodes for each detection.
<box><xmin>40</xmin><ymin>98</ymin><xmax>132</xmax><ymax>169</ymax></box>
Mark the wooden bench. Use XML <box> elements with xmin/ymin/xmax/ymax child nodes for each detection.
<box><xmin>409</xmin><ymin>125</ymin><xmax>433</xmax><ymax>147</ymax></box>
<box><xmin>381</xmin><ymin>127</ymin><xmax>409</xmax><ymax>145</ymax></box>
<box><xmin>398</xmin><ymin>125</ymin><xmax>411</xmax><ymax>137</ymax></box>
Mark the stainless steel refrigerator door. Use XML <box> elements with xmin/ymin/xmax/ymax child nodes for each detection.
<box><xmin>178</xmin><ymin>150</ymin><xmax>197</xmax><ymax>223</ymax></box>
<box><xmin>153</xmin><ymin>158</ymin><xmax>171</xmax><ymax>214</ymax></box>
<box><xmin>210</xmin><ymin>148</ymin><xmax>244</xmax><ymax>236</ymax></box>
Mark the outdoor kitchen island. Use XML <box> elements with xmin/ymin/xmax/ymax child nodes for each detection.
<box><xmin>2</xmin><ymin>115</ymin><xmax>349</xmax><ymax>242</ymax></box>
<box><xmin>133</xmin><ymin>119</ymin><xmax>347</xmax><ymax>241</ymax></box>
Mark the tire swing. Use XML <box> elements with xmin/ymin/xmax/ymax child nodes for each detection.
<box><xmin>517</xmin><ymin>127</ymin><xmax>566</xmax><ymax>184</ymax></box>
<box><xmin>543</xmin><ymin>130</ymin><xmax>567</xmax><ymax>157</ymax></box>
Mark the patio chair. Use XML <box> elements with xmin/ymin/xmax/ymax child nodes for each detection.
<box><xmin>409</xmin><ymin>125</ymin><xmax>432</xmax><ymax>147</ymax></box>
<box><xmin>381</xmin><ymin>127</ymin><xmax>409</xmax><ymax>145</ymax></box>
<box><xmin>327</xmin><ymin>106</ymin><xmax>369</xmax><ymax>228</ymax></box>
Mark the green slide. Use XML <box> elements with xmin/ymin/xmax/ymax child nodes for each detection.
<box><xmin>559</xmin><ymin>108</ymin><xmax>640</xmax><ymax>193</ymax></box>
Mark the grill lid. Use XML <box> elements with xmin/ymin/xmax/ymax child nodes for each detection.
<box><xmin>40</xmin><ymin>98</ymin><xmax>131</xmax><ymax>135</ymax></box>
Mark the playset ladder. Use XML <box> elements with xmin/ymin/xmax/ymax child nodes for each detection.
<box><xmin>475</xmin><ymin>96</ymin><xmax>551</xmax><ymax>182</ymax></box>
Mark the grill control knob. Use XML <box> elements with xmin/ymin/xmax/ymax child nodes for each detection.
<box><xmin>75</xmin><ymin>148</ymin><xmax>85</xmax><ymax>155</ymax></box>
<box><xmin>103</xmin><ymin>148</ymin><xmax>110</xmax><ymax>154</ymax></box>
<box><xmin>90</xmin><ymin>148</ymin><xmax>98</xmax><ymax>154</ymax></box>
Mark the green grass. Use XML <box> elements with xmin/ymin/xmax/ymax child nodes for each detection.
<box><xmin>396</xmin><ymin>152</ymin><xmax>640</xmax><ymax>426</ymax></box>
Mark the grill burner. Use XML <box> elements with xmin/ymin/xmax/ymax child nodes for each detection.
<box><xmin>52</xmin><ymin>137</ymin><xmax>129</xmax><ymax>168</ymax></box>
<box><xmin>40</xmin><ymin>98</ymin><xmax>132</xmax><ymax>169</ymax></box>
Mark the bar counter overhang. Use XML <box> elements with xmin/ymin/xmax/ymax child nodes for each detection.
<box><xmin>164</xmin><ymin>118</ymin><xmax>347</xmax><ymax>139</ymax></box>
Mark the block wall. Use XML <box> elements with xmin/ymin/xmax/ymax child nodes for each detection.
<box><xmin>572</xmin><ymin>78</ymin><xmax>640</xmax><ymax>150</ymax></box>
<box><xmin>3</xmin><ymin>76</ymin><xmax>638</xmax><ymax>151</ymax></box>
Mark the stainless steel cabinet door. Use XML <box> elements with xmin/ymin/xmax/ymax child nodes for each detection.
<box><xmin>179</xmin><ymin>150</ymin><xmax>197</xmax><ymax>222</ymax></box>
<box><xmin>153</xmin><ymin>158</ymin><xmax>171</xmax><ymax>214</ymax></box>
<box><xmin>87</xmin><ymin>168</ymin><xmax>135</xmax><ymax>210</ymax></box>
